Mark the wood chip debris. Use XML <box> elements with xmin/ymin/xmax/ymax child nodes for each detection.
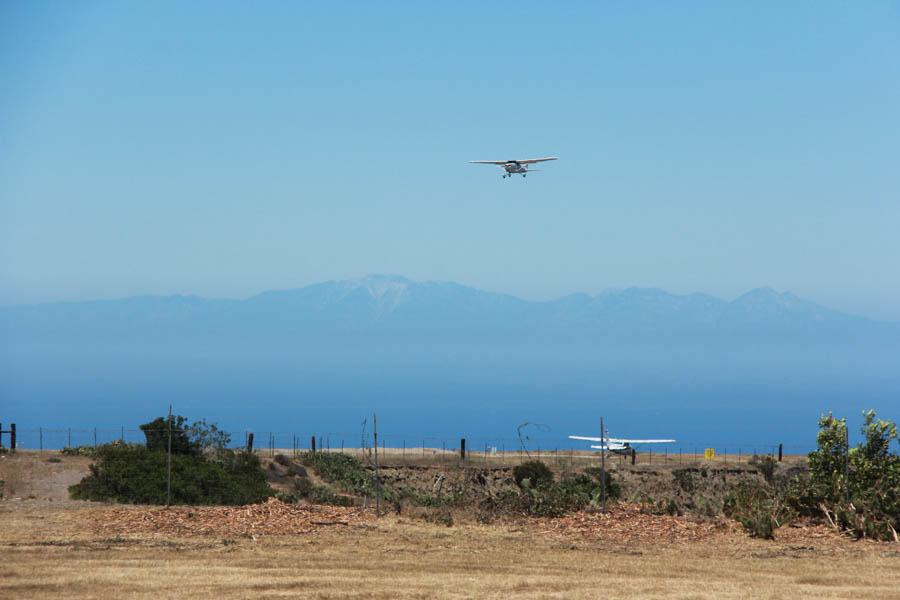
<box><xmin>536</xmin><ymin>504</ymin><xmax>733</xmax><ymax>544</ymax></box>
<box><xmin>93</xmin><ymin>498</ymin><xmax>370</xmax><ymax>537</ymax></box>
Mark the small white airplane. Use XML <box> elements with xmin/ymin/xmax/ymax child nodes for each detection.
<box><xmin>569</xmin><ymin>434</ymin><xmax>676</xmax><ymax>456</ymax></box>
<box><xmin>470</xmin><ymin>157</ymin><xmax>558</xmax><ymax>179</ymax></box>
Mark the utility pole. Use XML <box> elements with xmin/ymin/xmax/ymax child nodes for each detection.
<box><xmin>374</xmin><ymin>413</ymin><xmax>380</xmax><ymax>517</ymax></box>
<box><xmin>167</xmin><ymin>404</ymin><xmax>172</xmax><ymax>508</ymax></box>
<box><xmin>600</xmin><ymin>416</ymin><xmax>606</xmax><ymax>514</ymax></box>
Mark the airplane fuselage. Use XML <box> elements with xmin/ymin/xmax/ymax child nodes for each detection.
<box><xmin>469</xmin><ymin>156</ymin><xmax>556</xmax><ymax>179</ymax></box>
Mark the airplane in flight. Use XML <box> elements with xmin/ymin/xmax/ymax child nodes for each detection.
<box><xmin>469</xmin><ymin>157</ymin><xmax>558</xmax><ymax>179</ymax></box>
<box><xmin>569</xmin><ymin>434</ymin><xmax>676</xmax><ymax>456</ymax></box>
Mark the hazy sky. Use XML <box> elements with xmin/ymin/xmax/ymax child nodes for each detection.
<box><xmin>2</xmin><ymin>2</ymin><xmax>899</xmax><ymax>319</ymax></box>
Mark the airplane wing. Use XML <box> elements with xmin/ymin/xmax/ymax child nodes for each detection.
<box><xmin>469</xmin><ymin>161</ymin><xmax>508</xmax><ymax>165</ymax></box>
<box><xmin>517</xmin><ymin>157</ymin><xmax>558</xmax><ymax>164</ymax></box>
<box><xmin>608</xmin><ymin>438</ymin><xmax>676</xmax><ymax>444</ymax></box>
<box><xmin>570</xmin><ymin>435</ymin><xmax>675</xmax><ymax>443</ymax></box>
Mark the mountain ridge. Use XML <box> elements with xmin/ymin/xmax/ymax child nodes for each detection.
<box><xmin>0</xmin><ymin>274</ymin><xmax>885</xmax><ymax>321</ymax></box>
<box><xmin>3</xmin><ymin>275</ymin><xmax>897</xmax><ymax>349</ymax></box>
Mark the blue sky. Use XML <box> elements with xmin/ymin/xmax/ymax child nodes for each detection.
<box><xmin>2</xmin><ymin>1</ymin><xmax>899</xmax><ymax>319</ymax></box>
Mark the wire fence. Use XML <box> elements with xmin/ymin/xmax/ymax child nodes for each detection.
<box><xmin>2</xmin><ymin>426</ymin><xmax>809</xmax><ymax>466</ymax></box>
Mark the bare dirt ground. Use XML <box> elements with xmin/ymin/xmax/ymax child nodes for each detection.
<box><xmin>1</xmin><ymin>450</ymin><xmax>898</xmax><ymax>599</ymax></box>
<box><xmin>0</xmin><ymin>451</ymin><xmax>93</xmax><ymax>502</ymax></box>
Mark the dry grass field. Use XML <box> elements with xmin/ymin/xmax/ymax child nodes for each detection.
<box><xmin>2</xmin><ymin>451</ymin><xmax>898</xmax><ymax>599</ymax></box>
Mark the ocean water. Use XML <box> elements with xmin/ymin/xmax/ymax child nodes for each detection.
<box><xmin>3</xmin><ymin>342</ymin><xmax>898</xmax><ymax>454</ymax></box>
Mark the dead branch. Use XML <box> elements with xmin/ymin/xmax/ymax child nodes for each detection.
<box><xmin>820</xmin><ymin>503</ymin><xmax>837</xmax><ymax>529</ymax></box>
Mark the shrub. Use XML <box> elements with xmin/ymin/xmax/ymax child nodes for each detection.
<box><xmin>139</xmin><ymin>415</ymin><xmax>231</xmax><ymax>457</ymax></box>
<box><xmin>750</xmin><ymin>455</ymin><xmax>778</xmax><ymax>484</ymax></box>
<box><xmin>298</xmin><ymin>451</ymin><xmax>376</xmax><ymax>495</ymax></box>
<box><xmin>513</xmin><ymin>461</ymin><xmax>554</xmax><ymax>489</ymax></box>
<box><xmin>69</xmin><ymin>443</ymin><xmax>273</xmax><ymax>505</ymax></box>
<box><xmin>140</xmin><ymin>415</ymin><xmax>196</xmax><ymax>455</ymax></box>
<box><xmin>504</xmin><ymin>472</ymin><xmax>622</xmax><ymax>518</ymax></box>
<box><xmin>421</xmin><ymin>509</ymin><xmax>454</xmax><ymax>527</ymax></box>
<box><xmin>696</xmin><ymin>497</ymin><xmax>720</xmax><ymax>518</ymax></box>
<box><xmin>186</xmin><ymin>419</ymin><xmax>231</xmax><ymax>454</ymax></box>
<box><xmin>583</xmin><ymin>467</ymin><xmax>622</xmax><ymax>500</ymax></box>
<box><xmin>672</xmin><ymin>469</ymin><xmax>695</xmax><ymax>493</ymax></box>
<box><xmin>275</xmin><ymin>491</ymin><xmax>300</xmax><ymax>503</ymax></box>
<box><xmin>725</xmin><ymin>483</ymin><xmax>795</xmax><ymax>539</ymax></box>
<box><xmin>61</xmin><ymin>444</ymin><xmax>101</xmax><ymax>457</ymax></box>
<box><xmin>791</xmin><ymin>410</ymin><xmax>900</xmax><ymax>541</ymax></box>
<box><xmin>647</xmin><ymin>498</ymin><xmax>681</xmax><ymax>516</ymax></box>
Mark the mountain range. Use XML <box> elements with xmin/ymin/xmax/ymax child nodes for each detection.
<box><xmin>3</xmin><ymin>275</ymin><xmax>896</xmax><ymax>347</ymax></box>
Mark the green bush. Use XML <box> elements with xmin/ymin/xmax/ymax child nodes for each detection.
<box><xmin>68</xmin><ymin>443</ymin><xmax>273</xmax><ymax>505</ymax></box>
<box><xmin>285</xmin><ymin>474</ymin><xmax>353</xmax><ymax>506</ymax></box>
<box><xmin>498</xmin><ymin>471</ymin><xmax>621</xmax><ymax>518</ymax></box>
<box><xmin>275</xmin><ymin>491</ymin><xmax>300</xmax><ymax>503</ymax></box>
<box><xmin>529</xmin><ymin>480</ymin><xmax>594</xmax><ymax>517</ymax></box>
<box><xmin>725</xmin><ymin>482</ymin><xmax>794</xmax><ymax>539</ymax></box>
<box><xmin>513</xmin><ymin>461</ymin><xmax>554</xmax><ymax>489</ymax></box>
<box><xmin>583</xmin><ymin>467</ymin><xmax>622</xmax><ymax>500</ymax></box>
<box><xmin>61</xmin><ymin>444</ymin><xmax>101</xmax><ymax>457</ymax></box>
<box><xmin>140</xmin><ymin>415</ymin><xmax>197</xmax><ymax>455</ymax></box>
<box><xmin>138</xmin><ymin>415</ymin><xmax>231</xmax><ymax>457</ymax></box>
<box><xmin>298</xmin><ymin>451</ymin><xmax>376</xmax><ymax>495</ymax></box>
<box><xmin>791</xmin><ymin>410</ymin><xmax>900</xmax><ymax>541</ymax></box>
<box><xmin>696</xmin><ymin>497</ymin><xmax>720</xmax><ymax>518</ymax></box>
<box><xmin>304</xmin><ymin>485</ymin><xmax>355</xmax><ymax>507</ymax></box>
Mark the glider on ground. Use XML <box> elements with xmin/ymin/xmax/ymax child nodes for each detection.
<box><xmin>569</xmin><ymin>434</ymin><xmax>676</xmax><ymax>456</ymax></box>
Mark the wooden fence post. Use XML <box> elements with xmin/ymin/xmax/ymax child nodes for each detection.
<box><xmin>460</xmin><ymin>438</ymin><xmax>466</xmax><ymax>460</ymax></box>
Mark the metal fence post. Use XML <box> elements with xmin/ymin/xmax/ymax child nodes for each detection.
<box><xmin>166</xmin><ymin>405</ymin><xmax>172</xmax><ymax>508</ymax></box>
